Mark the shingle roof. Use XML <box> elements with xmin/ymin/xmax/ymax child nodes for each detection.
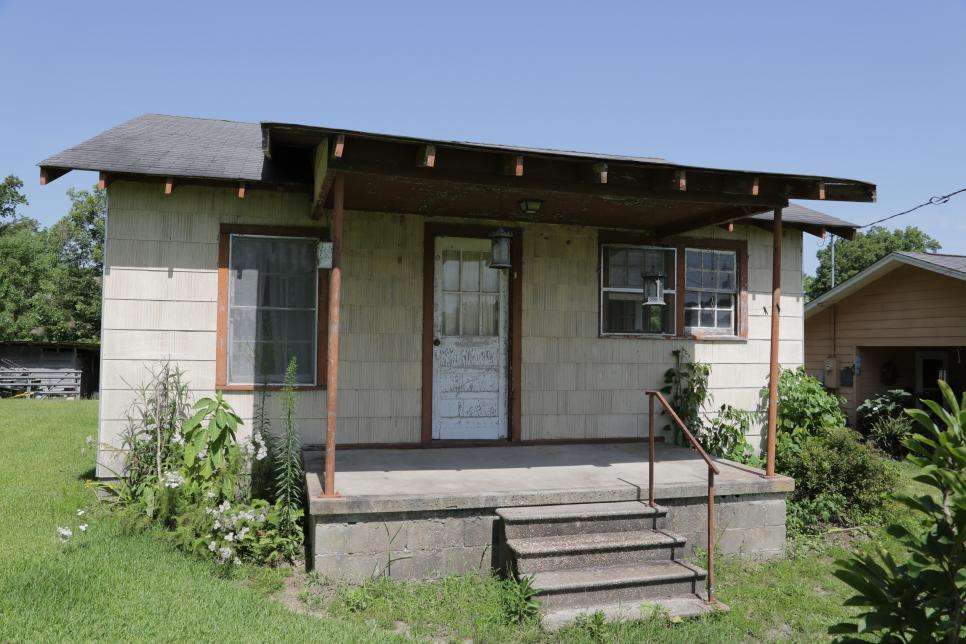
<box><xmin>40</xmin><ymin>114</ymin><xmax>270</xmax><ymax>182</ymax></box>
<box><xmin>747</xmin><ymin>203</ymin><xmax>857</xmax><ymax>229</ymax></box>
<box><xmin>805</xmin><ymin>251</ymin><xmax>966</xmax><ymax>318</ymax></box>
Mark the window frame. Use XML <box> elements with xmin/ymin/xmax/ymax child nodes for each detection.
<box><xmin>683</xmin><ymin>247</ymin><xmax>739</xmax><ymax>336</ymax></box>
<box><xmin>216</xmin><ymin>224</ymin><xmax>328</xmax><ymax>391</ymax></box>
<box><xmin>597</xmin><ymin>232</ymin><xmax>748</xmax><ymax>340</ymax></box>
<box><xmin>599</xmin><ymin>244</ymin><xmax>678</xmax><ymax>337</ymax></box>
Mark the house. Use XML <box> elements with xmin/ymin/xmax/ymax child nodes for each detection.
<box><xmin>40</xmin><ymin>113</ymin><xmax>873</xmax><ymax>620</ymax></box>
<box><xmin>0</xmin><ymin>341</ymin><xmax>99</xmax><ymax>398</ymax></box>
<box><xmin>805</xmin><ymin>251</ymin><xmax>966</xmax><ymax>423</ymax></box>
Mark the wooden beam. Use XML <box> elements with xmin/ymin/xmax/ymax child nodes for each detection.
<box><xmin>312</xmin><ymin>139</ymin><xmax>333</xmax><ymax>220</ymax></box>
<box><xmin>237</xmin><ymin>183</ymin><xmax>246</xmax><ymax>199</ymax></box>
<box><xmin>331</xmin><ymin>134</ymin><xmax>345</xmax><ymax>159</ymax></box>
<box><xmin>650</xmin><ymin>205</ymin><xmax>768</xmax><ymax>238</ymax></box>
<box><xmin>39</xmin><ymin>167</ymin><xmax>70</xmax><ymax>186</ymax></box>
<box><xmin>164</xmin><ymin>177</ymin><xmax>174</xmax><ymax>195</ymax></box>
<box><xmin>751</xmin><ymin>176</ymin><xmax>759</xmax><ymax>196</ymax></box>
<box><xmin>504</xmin><ymin>155</ymin><xmax>524</xmax><ymax>177</ymax></box>
<box><xmin>592</xmin><ymin>163</ymin><xmax>608</xmax><ymax>184</ymax></box>
<box><xmin>675</xmin><ymin>169</ymin><xmax>687</xmax><ymax>191</ymax></box>
<box><xmin>97</xmin><ymin>172</ymin><xmax>110</xmax><ymax>190</ymax></box>
<box><xmin>419</xmin><ymin>144</ymin><xmax>436</xmax><ymax>168</ymax></box>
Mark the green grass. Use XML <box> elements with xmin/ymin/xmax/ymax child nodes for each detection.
<box><xmin>0</xmin><ymin>399</ymin><xmax>398</xmax><ymax>642</ymax></box>
<box><xmin>0</xmin><ymin>399</ymin><xmax>916</xmax><ymax>642</ymax></box>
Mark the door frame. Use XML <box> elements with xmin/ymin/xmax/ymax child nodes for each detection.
<box><xmin>915</xmin><ymin>350</ymin><xmax>948</xmax><ymax>396</ymax></box>
<box><xmin>421</xmin><ymin>222</ymin><xmax>523</xmax><ymax>444</ymax></box>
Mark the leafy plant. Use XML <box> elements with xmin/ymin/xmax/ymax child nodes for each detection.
<box><xmin>661</xmin><ymin>349</ymin><xmax>712</xmax><ymax>444</ymax></box>
<box><xmin>274</xmin><ymin>357</ymin><xmax>304</xmax><ymax>520</ymax></box>
<box><xmin>572</xmin><ymin>610</ymin><xmax>609</xmax><ymax>641</ymax></box>
<box><xmin>857</xmin><ymin>389</ymin><xmax>912</xmax><ymax>433</ymax></box>
<box><xmin>181</xmin><ymin>392</ymin><xmax>245</xmax><ymax>500</ymax></box>
<box><xmin>781</xmin><ymin>427</ymin><xmax>899</xmax><ymax>531</ymax></box>
<box><xmin>501</xmin><ymin>575</ymin><xmax>540</xmax><ymax>624</ymax></box>
<box><xmin>250</xmin><ymin>385</ymin><xmax>276</xmax><ymax>501</ymax></box>
<box><xmin>700</xmin><ymin>403</ymin><xmax>759</xmax><ymax>465</ymax></box>
<box><xmin>830</xmin><ymin>381</ymin><xmax>965</xmax><ymax>642</ymax></box>
<box><xmin>869</xmin><ymin>414</ymin><xmax>914</xmax><ymax>459</ymax></box>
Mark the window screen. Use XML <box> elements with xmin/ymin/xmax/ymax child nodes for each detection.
<box><xmin>228</xmin><ymin>235</ymin><xmax>318</xmax><ymax>385</ymax></box>
<box><xmin>684</xmin><ymin>248</ymin><xmax>737</xmax><ymax>334</ymax></box>
<box><xmin>600</xmin><ymin>246</ymin><xmax>676</xmax><ymax>334</ymax></box>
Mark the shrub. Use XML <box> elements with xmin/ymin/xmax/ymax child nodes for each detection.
<box><xmin>762</xmin><ymin>366</ymin><xmax>845</xmax><ymax>435</ymax></box>
<box><xmin>700</xmin><ymin>404</ymin><xmax>760</xmax><ymax>466</ymax></box>
<box><xmin>856</xmin><ymin>388</ymin><xmax>912</xmax><ymax>433</ymax></box>
<box><xmin>780</xmin><ymin>427</ymin><xmax>899</xmax><ymax>529</ymax></box>
<box><xmin>830</xmin><ymin>381</ymin><xmax>966</xmax><ymax>642</ymax></box>
<box><xmin>869</xmin><ymin>414</ymin><xmax>913</xmax><ymax>459</ymax></box>
<box><xmin>661</xmin><ymin>349</ymin><xmax>711</xmax><ymax>444</ymax></box>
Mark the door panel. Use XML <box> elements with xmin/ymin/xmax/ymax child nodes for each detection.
<box><xmin>432</xmin><ymin>237</ymin><xmax>508</xmax><ymax>440</ymax></box>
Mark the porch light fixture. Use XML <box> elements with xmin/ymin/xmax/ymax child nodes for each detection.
<box><xmin>642</xmin><ymin>273</ymin><xmax>666</xmax><ymax>307</ymax></box>
<box><xmin>517</xmin><ymin>198</ymin><xmax>544</xmax><ymax>216</ymax></box>
<box><xmin>489</xmin><ymin>227</ymin><xmax>513</xmax><ymax>269</ymax></box>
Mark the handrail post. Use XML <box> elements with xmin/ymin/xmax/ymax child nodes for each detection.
<box><xmin>707</xmin><ymin>467</ymin><xmax>715</xmax><ymax>602</ymax></box>
<box><xmin>648</xmin><ymin>392</ymin><xmax>655</xmax><ymax>507</ymax></box>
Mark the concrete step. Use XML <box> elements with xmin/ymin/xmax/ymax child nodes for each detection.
<box><xmin>509</xmin><ymin>529</ymin><xmax>687</xmax><ymax>574</ymax></box>
<box><xmin>497</xmin><ymin>501</ymin><xmax>667</xmax><ymax>539</ymax></box>
<box><xmin>530</xmin><ymin>560</ymin><xmax>707</xmax><ymax>611</ymax></box>
<box><xmin>541</xmin><ymin>594</ymin><xmax>728</xmax><ymax>631</ymax></box>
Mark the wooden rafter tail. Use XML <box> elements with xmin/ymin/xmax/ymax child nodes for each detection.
<box><xmin>504</xmin><ymin>155</ymin><xmax>524</xmax><ymax>177</ymax></box>
<box><xmin>751</xmin><ymin>176</ymin><xmax>760</xmax><ymax>196</ymax></box>
<box><xmin>818</xmin><ymin>181</ymin><xmax>826</xmax><ymax>200</ymax></box>
<box><xmin>331</xmin><ymin>134</ymin><xmax>345</xmax><ymax>159</ymax></box>
<box><xmin>39</xmin><ymin>166</ymin><xmax>70</xmax><ymax>186</ymax></box>
<box><xmin>237</xmin><ymin>183</ymin><xmax>246</xmax><ymax>199</ymax></box>
<box><xmin>97</xmin><ymin>172</ymin><xmax>110</xmax><ymax>190</ymax></box>
<box><xmin>164</xmin><ymin>177</ymin><xmax>174</xmax><ymax>195</ymax></box>
<box><xmin>592</xmin><ymin>162</ymin><xmax>608</xmax><ymax>184</ymax></box>
<box><xmin>419</xmin><ymin>144</ymin><xmax>436</xmax><ymax>168</ymax></box>
<box><xmin>675</xmin><ymin>169</ymin><xmax>687</xmax><ymax>191</ymax></box>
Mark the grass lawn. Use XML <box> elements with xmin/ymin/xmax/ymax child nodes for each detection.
<box><xmin>0</xmin><ymin>399</ymin><xmax>912</xmax><ymax>642</ymax></box>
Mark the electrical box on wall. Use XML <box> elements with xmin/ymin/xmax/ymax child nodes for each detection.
<box><xmin>823</xmin><ymin>357</ymin><xmax>839</xmax><ymax>388</ymax></box>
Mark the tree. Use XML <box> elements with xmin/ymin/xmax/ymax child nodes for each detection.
<box><xmin>0</xmin><ymin>179</ymin><xmax>105</xmax><ymax>343</ymax></box>
<box><xmin>806</xmin><ymin>226</ymin><xmax>941</xmax><ymax>301</ymax></box>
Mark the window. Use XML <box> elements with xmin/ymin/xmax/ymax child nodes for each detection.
<box><xmin>227</xmin><ymin>234</ymin><xmax>319</xmax><ymax>385</ymax></box>
<box><xmin>441</xmin><ymin>249</ymin><xmax>501</xmax><ymax>336</ymax></box>
<box><xmin>600</xmin><ymin>245</ymin><xmax>676</xmax><ymax>334</ymax></box>
<box><xmin>684</xmin><ymin>248</ymin><xmax>737</xmax><ymax>334</ymax></box>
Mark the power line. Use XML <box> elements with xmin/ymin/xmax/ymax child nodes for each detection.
<box><xmin>860</xmin><ymin>186</ymin><xmax>966</xmax><ymax>228</ymax></box>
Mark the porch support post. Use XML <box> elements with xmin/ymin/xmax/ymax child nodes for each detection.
<box><xmin>322</xmin><ymin>173</ymin><xmax>344</xmax><ymax>496</ymax></box>
<box><xmin>765</xmin><ymin>206</ymin><xmax>782</xmax><ymax>477</ymax></box>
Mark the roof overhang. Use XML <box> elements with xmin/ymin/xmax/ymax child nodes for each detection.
<box><xmin>805</xmin><ymin>252</ymin><xmax>966</xmax><ymax>319</ymax></box>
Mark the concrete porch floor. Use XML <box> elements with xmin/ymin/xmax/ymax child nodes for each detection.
<box><xmin>305</xmin><ymin>443</ymin><xmax>793</xmax><ymax>516</ymax></box>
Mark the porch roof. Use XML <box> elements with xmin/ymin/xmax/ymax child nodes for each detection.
<box><xmin>303</xmin><ymin>443</ymin><xmax>793</xmax><ymax>516</ymax></box>
<box><xmin>39</xmin><ymin>113</ymin><xmax>873</xmax><ymax>237</ymax></box>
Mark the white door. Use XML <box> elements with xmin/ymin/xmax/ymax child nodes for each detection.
<box><xmin>432</xmin><ymin>237</ymin><xmax>509</xmax><ymax>440</ymax></box>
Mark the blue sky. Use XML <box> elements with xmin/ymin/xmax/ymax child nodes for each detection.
<box><xmin>2</xmin><ymin>1</ymin><xmax>964</xmax><ymax>273</ymax></box>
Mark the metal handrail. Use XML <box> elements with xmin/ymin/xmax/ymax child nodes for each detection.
<box><xmin>645</xmin><ymin>389</ymin><xmax>717</xmax><ymax>603</ymax></box>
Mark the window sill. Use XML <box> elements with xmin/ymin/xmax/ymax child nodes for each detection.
<box><xmin>683</xmin><ymin>333</ymin><xmax>747</xmax><ymax>343</ymax></box>
<box><xmin>217</xmin><ymin>384</ymin><xmax>325</xmax><ymax>392</ymax></box>
<box><xmin>599</xmin><ymin>333</ymin><xmax>747</xmax><ymax>343</ymax></box>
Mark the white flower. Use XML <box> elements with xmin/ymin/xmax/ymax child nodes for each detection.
<box><xmin>213</xmin><ymin>520</ymin><xmax>222</xmax><ymax>530</ymax></box>
<box><xmin>85</xmin><ymin>435</ymin><xmax>94</xmax><ymax>446</ymax></box>
<box><xmin>57</xmin><ymin>527</ymin><xmax>73</xmax><ymax>542</ymax></box>
<box><xmin>196</xmin><ymin>447</ymin><xmax>208</xmax><ymax>460</ymax></box>
<box><xmin>218</xmin><ymin>546</ymin><xmax>233</xmax><ymax>562</ymax></box>
<box><xmin>255</xmin><ymin>445</ymin><xmax>268</xmax><ymax>461</ymax></box>
<box><xmin>208</xmin><ymin>541</ymin><xmax>217</xmax><ymax>552</ymax></box>
<box><xmin>162</xmin><ymin>471</ymin><xmax>184</xmax><ymax>489</ymax></box>
<box><xmin>170</xmin><ymin>432</ymin><xmax>185</xmax><ymax>446</ymax></box>
<box><xmin>218</xmin><ymin>500</ymin><xmax>231</xmax><ymax>513</ymax></box>
<box><xmin>78</xmin><ymin>524</ymin><xmax>88</xmax><ymax>532</ymax></box>
<box><xmin>233</xmin><ymin>557</ymin><xmax>241</xmax><ymax>566</ymax></box>
<box><xmin>224</xmin><ymin>532</ymin><xmax>235</xmax><ymax>542</ymax></box>
<box><xmin>237</xmin><ymin>527</ymin><xmax>249</xmax><ymax>540</ymax></box>
<box><xmin>76</xmin><ymin>509</ymin><xmax>86</xmax><ymax>516</ymax></box>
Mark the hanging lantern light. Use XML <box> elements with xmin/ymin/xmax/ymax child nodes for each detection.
<box><xmin>517</xmin><ymin>198</ymin><xmax>544</xmax><ymax>216</ymax></box>
<box><xmin>642</xmin><ymin>273</ymin><xmax>666</xmax><ymax>306</ymax></box>
<box><xmin>489</xmin><ymin>227</ymin><xmax>513</xmax><ymax>269</ymax></box>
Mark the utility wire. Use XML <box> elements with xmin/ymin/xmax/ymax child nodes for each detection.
<box><xmin>859</xmin><ymin>186</ymin><xmax>966</xmax><ymax>228</ymax></box>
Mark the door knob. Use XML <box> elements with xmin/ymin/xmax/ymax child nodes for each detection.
<box><xmin>433</xmin><ymin>338</ymin><xmax>441</xmax><ymax>346</ymax></box>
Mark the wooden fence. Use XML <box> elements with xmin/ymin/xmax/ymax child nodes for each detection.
<box><xmin>0</xmin><ymin>368</ymin><xmax>82</xmax><ymax>399</ymax></box>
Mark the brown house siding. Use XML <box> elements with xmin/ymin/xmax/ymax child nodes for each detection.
<box><xmin>805</xmin><ymin>263</ymin><xmax>966</xmax><ymax>420</ymax></box>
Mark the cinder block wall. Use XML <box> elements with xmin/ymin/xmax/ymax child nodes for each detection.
<box><xmin>97</xmin><ymin>181</ymin><xmax>802</xmax><ymax>474</ymax></box>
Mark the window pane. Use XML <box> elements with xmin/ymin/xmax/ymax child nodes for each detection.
<box><xmin>228</xmin><ymin>235</ymin><xmax>318</xmax><ymax>385</ymax></box>
<box><xmin>717</xmin><ymin>293</ymin><xmax>733</xmax><ymax>310</ymax></box>
<box><xmin>607</xmin><ymin>248</ymin><xmax>627</xmax><ymax>288</ymax></box>
<box><xmin>602</xmin><ymin>292</ymin><xmax>672</xmax><ymax>334</ymax></box>
<box><xmin>684</xmin><ymin>290</ymin><xmax>700</xmax><ymax>308</ymax></box>
<box><xmin>443</xmin><ymin>293</ymin><xmax>459</xmax><ymax>335</ymax></box>
<box><xmin>686</xmin><ymin>249</ymin><xmax>701</xmax><ymax>270</ymax></box>
<box><xmin>718</xmin><ymin>271</ymin><xmax>735</xmax><ymax>291</ymax></box>
<box><xmin>718</xmin><ymin>252</ymin><xmax>735</xmax><ymax>272</ymax></box>
<box><xmin>442</xmin><ymin>250</ymin><xmax>460</xmax><ymax>291</ymax></box>
<box><xmin>461</xmin><ymin>293</ymin><xmax>480</xmax><ymax>335</ymax></box>
<box><xmin>482</xmin><ymin>294</ymin><xmax>498</xmax><ymax>336</ymax></box>
<box><xmin>685</xmin><ymin>269</ymin><xmax>701</xmax><ymax>288</ymax></box>
<box><xmin>701</xmin><ymin>269</ymin><xmax>715</xmax><ymax>289</ymax></box>
<box><xmin>701</xmin><ymin>292</ymin><xmax>716</xmax><ymax>309</ymax></box>
<box><xmin>460</xmin><ymin>252</ymin><xmax>480</xmax><ymax>291</ymax></box>
<box><xmin>702</xmin><ymin>251</ymin><xmax>714</xmax><ymax>270</ymax></box>
<box><xmin>685</xmin><ymin>309</ymin><xmax>698</xmax><ymax>327</ymax></box>
<box><xmin>716</xmin><ymin>310</ymin><xmax>733</xmax><ymax>329</ymax></box>
<box><xmin>700</xmin><ymin>310</ymin><xmax>715</xmax><ymax>327</ymax></box>
<box><xmin>626</xmin><ymin>250</ymin><xmax>643</xmax><ymax>288</ymax></box>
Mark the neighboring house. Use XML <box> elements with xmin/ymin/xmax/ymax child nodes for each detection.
<box><xmin>805</xmin><ymin>251</ymin><xmax>966</xmax><ymax>423</ymax></box>
<box><xmin>0</xmin><ymin>341</ymin><xmax>99</xmax><ymax>398</ymax></box>
<box><xmin>40</xmin><ymin>114</ymin><xmax>873</xmax><ymax>618</ymax></box>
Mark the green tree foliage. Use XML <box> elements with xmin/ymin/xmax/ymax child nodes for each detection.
<box><xmin>806</xmin><ymin>226</ymin><xmax>941</xmax><ymax>301</ymax></box>
<box><xmin>831</xmin><ymin>382</ymin><xmax>965</xmax><ymax>642</ymax></box>
<box><xmin>0</xmin><ymin>178</ymin><xmax>105</xmax><ymax>343</ymax></box>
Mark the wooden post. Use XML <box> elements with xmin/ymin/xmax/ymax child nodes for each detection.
<box><xmin>766</xmin><ymin>206</ymin><xmax>782</xmax><ymax>477</ymax></box>
<box><xmin>648</xmin><ymin>393</ymin><xmax>655</xmax><ymax>507</ymax></box>
<box><xmin>322</xmin><ymin>173</ymin><xmax>344</xmax><ymax>497</ymax></box>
